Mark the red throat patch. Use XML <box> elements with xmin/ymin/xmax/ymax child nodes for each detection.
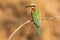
<box><xmin>31</xmin><ymin>7</ymin><xmax>35</xmax><ymax>10</ymax></box>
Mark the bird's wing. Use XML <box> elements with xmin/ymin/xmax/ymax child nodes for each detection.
<box><xmin>31</xmin><ymin>9</ymin><xmax>41</xmax><ymax>27</ymax></box>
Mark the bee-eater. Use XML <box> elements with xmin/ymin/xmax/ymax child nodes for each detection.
<box><xmin>26</xmin><ymin>4</ymin><xmax>41</xmax><ymax>37</ymax></box>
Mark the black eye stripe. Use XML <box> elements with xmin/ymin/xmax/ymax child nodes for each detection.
<box><xmin>29</xmin><ymin>5</ymin><xmax>36</xmax><ymax>7</ymax></box>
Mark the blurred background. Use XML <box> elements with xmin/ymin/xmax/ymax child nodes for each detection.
<box><xmin>0</xmin><ymin>0</ymin><xmax>60</xmax><ymax>40</ymax></box>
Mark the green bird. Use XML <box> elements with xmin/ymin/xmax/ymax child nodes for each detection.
<box><xmin>26</xmin><ymin>4</ymin><xmax>41</xmax><ymax>36</ymax></box>
<box><xmin>28</xmin><ymin>4</ymin><xmax>41</xmax><ymax>37</ymax></box>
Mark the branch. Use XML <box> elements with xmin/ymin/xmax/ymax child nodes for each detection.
<box><xmin>8</xmin><ymin>20</ymin><xmax>31</xmax><ymax>40</ymax></box>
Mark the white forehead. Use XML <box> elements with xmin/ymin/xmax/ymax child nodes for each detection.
<box><xmin>30</xmin><ymin>4</ymin><xmax>35</xmax><ymax>6</ymax></box>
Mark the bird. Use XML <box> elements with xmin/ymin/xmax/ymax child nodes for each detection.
<box><xmin>26</xmin><ymin>4</ymin><xmax>41</xmax><ymax>37</ymax></box>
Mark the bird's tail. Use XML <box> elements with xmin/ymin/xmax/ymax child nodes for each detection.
<box><xmin>36</xmin><ymin>27</ymin><xmax>40</xmax><ymax>37</ymax></box>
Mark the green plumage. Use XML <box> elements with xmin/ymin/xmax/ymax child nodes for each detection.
<box><xmin>31</xmin><ymin>9</ymin><xmax>41</xmax><ymax>36</ymax></box>
<box><xmin>36</xmin><ymin>28</ymin><xmax>40</xmax><ymax>36</ymax></box>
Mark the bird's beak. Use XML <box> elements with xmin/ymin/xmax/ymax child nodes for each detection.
<box><xmin>26</xmin><ymin>5</ymin><xmax>32</xmax><ymax>8</ymax></box>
